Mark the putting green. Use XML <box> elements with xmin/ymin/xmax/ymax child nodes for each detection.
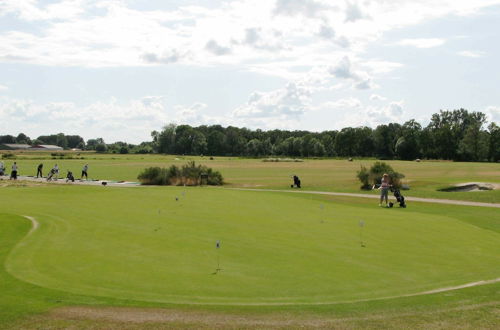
<box><xmin>3</xmin><ymin>186</ymin><xmax>499</xmax><ymax>305</ymax></box>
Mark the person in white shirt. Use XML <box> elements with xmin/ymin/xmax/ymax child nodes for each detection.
<box><xmin>10</xmin><ymin>162</ymin><xmax>18</xmax><ymax>180</ymax></box>
<box><xmin>81</xmin><ymin>164</ymin><xmax>89</xmax><ymax>180</ymax></box>
<box><xmin>378</xmin><ymin>173</ymin><xmax>391</xmax><ymax>207</ymax></box>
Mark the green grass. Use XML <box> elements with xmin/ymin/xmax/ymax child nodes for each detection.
<box><xmin>1</xmin><ymin>153</ymin><xmax>499</xmax><ymax>328</ymax></box>
<box><xmin>3</xmin><ymin>152</ymin><xmax>499</xmax><ymax>203</ymax></box>
<box><xmin>0</xmin><ymin>183</ymin><xmax>499</xmax><ymax>328</ymax></box>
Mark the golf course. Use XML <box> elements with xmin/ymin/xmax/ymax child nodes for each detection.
<box><xmin>1</xmin><ymin>154</ymin><xmax>499</xmax><ymax>329</ymax></box>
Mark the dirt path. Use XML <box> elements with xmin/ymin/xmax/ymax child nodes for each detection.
<box><xmin>228</xmin><ymin>188</ymin><xmax>500</xmax><ymax>208</ymax></box>
<box><xmin>2</xmin><ymin>175</ymin><xmax>140</xmax><ymax>187</ymax></box>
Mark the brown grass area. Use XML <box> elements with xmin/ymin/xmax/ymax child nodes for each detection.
<box><xmin>0</xmin><ymin>179</ymin><xmax>50</xmax><ymax>188</ymax></box>
<box><xmin>9</xmin><ymin>302</ymin><xmax>498</xmax><ymax>330</ymax></box>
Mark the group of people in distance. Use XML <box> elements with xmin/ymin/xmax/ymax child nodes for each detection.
<box><xmin>0</xmin><ymin>161</ymin><xmax>89</xmax><ymax>182</ymax></box>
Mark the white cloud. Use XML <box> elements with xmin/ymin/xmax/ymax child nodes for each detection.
<box><xmin>370</xmin><ymin>94</ymin><xmax>387</xmax><ymax>101</ymax></box>
<box><xmin>317</xmin><ymin>97</ymin><xmax>362</xmax><ymax>110</ymax></box>
<box><xmin>141</xmin><ymin>49</ymin><xmax>186</xmax><ymax>64</ymax></box>
<box><xmin>328</xmin><ymin>56</ymin><xmax>375</xmax><ymax>89</ymax></box>
<box><xmin>205</xmin><ymin>40</ymin><xmax>232</xmax><ymax>56</ymax></box>
<box><xmin>457</xmin><ymin>50</ymin><xmax>486</xmax><ymax>58</ymax></box>
<box><xmin>398</xmin><ymin>38</ymin><xmax>446</xmax><ymax>48</ymax></box>
<box><xmin>345</xmin><ymin>1</ymin><xmax>367</xmax><ymax>23</ymax></box>
<box><xmin>0</xmin><ymin>84</ymin><xmax>8</xmax><ymax>92</ymax></box>
<box><xmin>339</xmin><ymin>100</ymin><xmax>406</xmax><ymax>128</ymax></box>
<box><xmin>273</xmin><ymin>0</ymin><xmax>331</xmax><ymax>18</ymax></box>
<box><xmin>0</xmin><ymin>96</ymin><xmax>170</xmax><ymax>143</ymax></box>
<box><xmin>484</xmin><ymin>106</ymin><xmax>500</xmax><ymax>123</ymax></box>
<box><xmin>232</xmin><ymin>82</ymin><xmax>311</xmax><ymax>119</ymax></box>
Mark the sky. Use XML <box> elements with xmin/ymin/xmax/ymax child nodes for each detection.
<box><xmin>1</xmin><ymin>0</ymin><xmax>499</xmax><ymax>144</ymax></box>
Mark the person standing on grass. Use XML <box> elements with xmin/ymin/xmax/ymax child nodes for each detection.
<box><xmin>0</xmin><ymin>161</ymin><xmax>5</xmax><ymax>176</ymax></box>
<box><xmin>10</xmin><ymin>162</ymin><xmax>18</xmax><ymax>180</ymax></box>
<box><xmin>378</xmin><ymin>173</ymin><xmax>391</xmax><ymax>207</ymax></box>
<box><xmin>81</xmin><ymin>163</ymin><xmax>88</xmax><ymax>180</ymax></box>
<box><xmin>36</xmin><ymin>163</ymin><xmax>43</xmax><ymax>178</ymax></box>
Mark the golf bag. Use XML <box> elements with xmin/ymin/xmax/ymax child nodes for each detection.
<box><xmin>291</xmin><ymin>175</ymin><xmax>301</xmax><ymax>188</ymax></box>
<box><xmin>66</xmin><ymin>171</ymin><xmax>75</xmax><ymax>182</ymax></box>
<box><xmin>390</xmin><ymin>187</ymin><xmax>406</xmax><ymax>208</ymax></box>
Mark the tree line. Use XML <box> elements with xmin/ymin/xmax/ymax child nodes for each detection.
<box><xmin>0</xmin><ymin>133</ymin><xmax>153</xmax><ymax>154</ymax></box>
<box><xmin>152</xmin><ymin>109</ymin><xmax>499</xmax><ymax>162</ymax></box>
<box><xmin>1</xmin><ymin>109</ymin><xmax>498</xmax><ymax>161</ymax></box>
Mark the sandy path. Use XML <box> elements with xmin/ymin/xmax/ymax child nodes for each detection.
<box><xmin>2</xmin><ymin>175</ymin><xmax>140</xmax><ymax>187</ymax></box>
<box><xmin>228</xmin><ymin>188</ymin><xmax>500</xmax><ymax>208</ymax></box>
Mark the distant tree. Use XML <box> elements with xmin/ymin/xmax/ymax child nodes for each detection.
<box><xmin>246</xmin><ymin>139</ymin><xmax>262</xmax><ymax>156</ymax></box>
<box><xmin>373</xmin><ymin>124</ymin><xmax>400</xmax><ymax>159</ymax></box>
<box><xmin>319</xmin><ymin>132</ymin><xmax>337</xmax><ymax>156</ymax></box>
<box><xmin>16</xmin><ymin>133</ymin><xmax>31</xmax><ymax>145</ymax></box>
<box><xmin>207</xmin><ymin>130</ymin><xmax>226</xmax><ymax>155</ymax></box>
<box><xmin>55</xmin><ymin>133</ymin><xmax>68</xmax><ymax>149</ymax></box>
<box><xmin>334</xmin><ymin>127</ymin><xmax>356</xmax><ymax>157</ymax></box>
<box><xmin>354</xmin><ymin>127</ymin><xmax>374</xmax><ymax>157</ymax></box>
<box><xmin>157</xmin><ymin>124</ymin><xmax>176</xmax><ymax>154</ymax></box>
<box><xmin>95</xmin><ymin>143</ymin><xmax>107</xmax><ymax>153</ymax></box>
<box><xmin>458</xmin><ymin>123</ymin><xmax>489</xmax><ymax>161</ymax></box>
<box><xmin>0</xmin><ymin>135</ymin><xmax>16</xmax><ymax>144</ymax></box>
<box><xmin>261</xmin><ymin>137</ymin><xmax>272</xmax><ymax>156</ymax></box>
<box><xmin>487</xmin><ymin>123</ymin><xmax>500</xmax><ymax>162</ymax></box>
<box><xmin>310</xmin><ymin>138</ymin><xmax>326</xmax><ymax>156</ymax></box>
<box><xmin>426</xmin><ymin>109</ymin><xmax>486</xmax><ymax>160</ymax></box>
<box><xmin>225</xmin><ymin>127</ymin><xmax>247</xmax><ymax>156</ymax></box>
<box><xmin>191</xmin><ymin>130</ymin><xmax>207</xmax><ymax>155</ymax></box>
<box><xmin>86</xmin><ymin>138</ymin><xmax>105</xmax><ymax>150</ymax></box>
<box><xmin>66</xmin><ymin>135</ymin><xmax>85</xmax><ymax>149</ymax></box>
<box><xmin>174</xmin><ymin>125</ymin><xmax>195</xmax><ymax>154</ymax></box>
<box><xmin>395</xmin><ymin>120</ymin><xmax>422</xmax><ymax>160</ymax></box>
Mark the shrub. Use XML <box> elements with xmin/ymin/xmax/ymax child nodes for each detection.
<box><xmin>138</xmin><ymin>161</ymin><xmax>224</xmax><ymax>186</ymax></box>
<box><xmin>1</xmin><ymin>153</ymin><xmax>15</xmax><ymax>159</ymax></box>
<box><xmin>356</xmin><ymin>165</ymin><xmax>370</xmax><ymax>189</ymax></box>
<box><xmin>357</xmin><ymin>161</ymin><xmax>405</xmax><ymax>189</ymax></box>
<box><xmin>137</xmin><ymin>167</ymin><xmax>169</xmax><ymax>185</ymax></box>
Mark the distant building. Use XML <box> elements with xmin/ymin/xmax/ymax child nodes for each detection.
<box><xmin>0</xmin><ymin>143</ymin><xmax>32</xmax><ymax>150</ymax></box>
<box><xmin>29</xmin><ymin>144</ymin><xmax>64</xmax><ymax>151</ymax></box>
<box><xmin>0</xmin><ymin>143</ymin><xmax>64</xmax><ymax>151</ymax></box>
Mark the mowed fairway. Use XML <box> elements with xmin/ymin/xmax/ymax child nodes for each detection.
<box><xmin>2</xmin><ymin>185</ymin><xmax>499</xmax><ymax>306</ymax></box>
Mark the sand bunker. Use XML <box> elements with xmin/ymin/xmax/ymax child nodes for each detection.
<box><xmin>438</xmin><ymin>182</ymin><xmax>500</xmax><ymax>192</ymax></box>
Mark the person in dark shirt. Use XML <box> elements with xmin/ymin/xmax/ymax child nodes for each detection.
<box><xmin>37</xmin><ymin>163</ymin><xmax>43</xmax><ymax>178</ymax></box>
